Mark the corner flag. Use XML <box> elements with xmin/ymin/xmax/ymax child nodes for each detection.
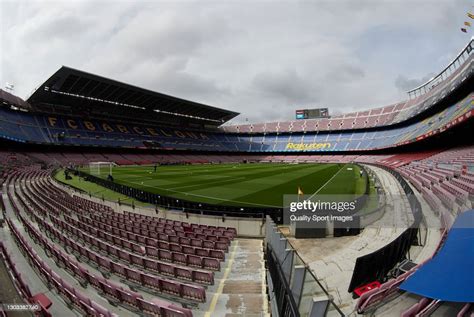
<box><xmin>297</xmin><ymin>186</ymin><xmax>304</xmax><ymax>196</ymax></box>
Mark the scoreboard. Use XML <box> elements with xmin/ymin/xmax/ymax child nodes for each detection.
<box><xmin>295</xmin><ymin>108</ymin><xmax>329</xmax><ymax>120</ymax></box>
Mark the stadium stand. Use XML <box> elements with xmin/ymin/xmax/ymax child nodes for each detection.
<box><xmin>222</xmin><ymin>41</ymin><xmax>474</xmax><ymax>134</ymax></box>
<box><xmin>0</xmin><ymin>39</ymin><xmax>472</xmax><ymax>317</ymax></box>
<box><xmin>0</xmin><ymin>92</ymin><xmax>472</xmax><ymax>151</ymax></box>
<box><xmin>2</xmin><ymin>167</ymin><xmax>231</xmax><ymax>315</ymax></box>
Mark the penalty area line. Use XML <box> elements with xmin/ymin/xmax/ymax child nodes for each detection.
<box><xmin>307</xmin><ymin>164</ymin><xmax>347</xmax><ymax>200</ymax></box>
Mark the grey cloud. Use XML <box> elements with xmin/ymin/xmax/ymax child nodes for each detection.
<box><xmin>395</xmin><ymin>73</ymin><xmax>436</xmax><ymax>93</ymax></box>
<box><xmin>137</xmin><ymin>59</ymin><xmax>232</xmax><ymax>102</ymax></box>
<box><xmin>327</xmin><ymin>64</ymin><xmax>366</xmax><ymax>82</ymax></box>
<box><xmin>22</xmin><ymin>15</ymin><xmax>88</xmax><ymax>42</ymax></box>
<box><xmin>1</xmin><ymin>0</ymin><xmax>471</xmax><ymax>124</ymax></box>
<box><xmin>252</xmin><ymin>69</ymin><xmax>319</xmax><ymax>104</ymax></box>
<box><xmin>104</xmin><ymin>12</ymin><xmax>235</xmax><ymax>61</ymax></box>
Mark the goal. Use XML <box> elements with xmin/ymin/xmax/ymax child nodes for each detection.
<box><xmin>89</xmin><ymin>162</ymin><xmax>117</xmax><ymax>176</ymax></box>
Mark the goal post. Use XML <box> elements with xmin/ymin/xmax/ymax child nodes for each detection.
<box><xmin>89</xmin><ymin>162</ymin><xmax>117</xmax><ymax>177</ymax></box>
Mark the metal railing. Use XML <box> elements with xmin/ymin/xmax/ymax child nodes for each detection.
<box><xmin>407</xmin><ymin>38</ymin><xmax>473</xmax><ymax>99</ymax></box>
<box><xmin>265</xmin><ymin>217</ymin><xmax>345</xmax><ymax>317</ymax></box>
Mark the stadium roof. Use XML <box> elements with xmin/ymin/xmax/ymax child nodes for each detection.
<box><xmin>27</xmin><ymin>66</ymin><xmax>239</xmax><ymax>123</ymax></box>
<box><xmin>0</xmin><ymin>89</ymin><xmax>31</xmax><ymax>110</ymax></box>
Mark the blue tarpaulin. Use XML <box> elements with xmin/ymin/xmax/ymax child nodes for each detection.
<box><xmin>400</xmin><ymin>210</ymin><xmax>474</xmax><ymax>302</ymax></box>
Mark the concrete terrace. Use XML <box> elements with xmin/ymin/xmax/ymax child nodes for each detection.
<box><xmin>285</xmin><ymin>165</ymin><xmax>442</xmax><ymax>315</ymax></box>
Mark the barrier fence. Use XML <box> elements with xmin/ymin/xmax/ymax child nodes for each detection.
<box><xmin>347</xmin><ymin>165</ymin><xmax>422</xmax><ymax>293</ymax></box>
<box><xmin>265</xmin><ymin>216</ymin><xmax>344</xmax><ymax>317</ymax></box>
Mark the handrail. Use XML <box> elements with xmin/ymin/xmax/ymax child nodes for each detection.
<box><xmin>407</xmin><ymin>38</ymin><xmax>474</xmax><ymax>99</ymax></box>
<box><xmin>265</xmin><ymin>216</ymin><xmax>345</xmax><ymax>316</ymax></box>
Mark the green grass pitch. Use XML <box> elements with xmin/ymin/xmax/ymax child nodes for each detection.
<box><xmin>80</xmin><ymin>163</ymin><xmax>368</xmax><ymax>208</ymax></box>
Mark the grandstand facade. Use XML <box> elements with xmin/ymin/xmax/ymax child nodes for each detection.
<box><xmin>0</xmin><ymin>39</ymin><xmax>473</xmax><ymax>317</ymax></box>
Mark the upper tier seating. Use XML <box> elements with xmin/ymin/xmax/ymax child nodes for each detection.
<box><xmin>0</xmin><ymin>91</ymin><xmax>473</xmax><ymax>152</ymax></box>
<box><xmin>222</xmin><ymin>54</ymin><xmax>473</xmax><ymax>134</ymax></box>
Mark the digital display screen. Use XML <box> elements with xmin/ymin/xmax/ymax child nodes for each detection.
<box><xmin>295</xmin><ymin>108</ymin><xmax>329</xmax><ymax>119</ymax></box>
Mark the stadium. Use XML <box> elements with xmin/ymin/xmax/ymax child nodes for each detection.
<box><xmin>1</xmin><ymin>3</ymin><xmax>474</xmax><ymax>317</ymax></box>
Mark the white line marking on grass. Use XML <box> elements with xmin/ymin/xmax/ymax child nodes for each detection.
<box><xmin>118</xmin><ymin>175</ymin><xmax>155</xmax><ymax>181</ymax></box>
<box><xmin>114</xmin><ymin>163</ymin><xmax>323</xmax><ymax>209</ymax></box>
<box><xmin>168</xmin><ymin>176</ymin><xmax>246</xmax><ymax>190</ymax></box>
<box><xmin>308</xmin><ymin>164</ymin><xmax>347</xmax><ymax>200</ymax></box>
<box><xmin>125</xmin><ymin>179</ymin><xmax>281</xmax><ymax>208</ymax></box>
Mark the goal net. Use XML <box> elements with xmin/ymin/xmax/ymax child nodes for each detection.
<box><xmin>89</xmin><ymin>162</ymin><xmax>117</xmax><ymax>177</ymax></box>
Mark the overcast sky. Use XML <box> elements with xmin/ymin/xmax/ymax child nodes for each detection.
<box><xmin>1</xmin><ymin>0</ymin><xmax>472</xmax><ymax>124</ymax></box>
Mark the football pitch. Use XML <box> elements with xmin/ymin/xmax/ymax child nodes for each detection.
<box><xmin>82</xmin><ymin>163</ymin><xmax>368</xmax><ymax>208</ymax></box>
